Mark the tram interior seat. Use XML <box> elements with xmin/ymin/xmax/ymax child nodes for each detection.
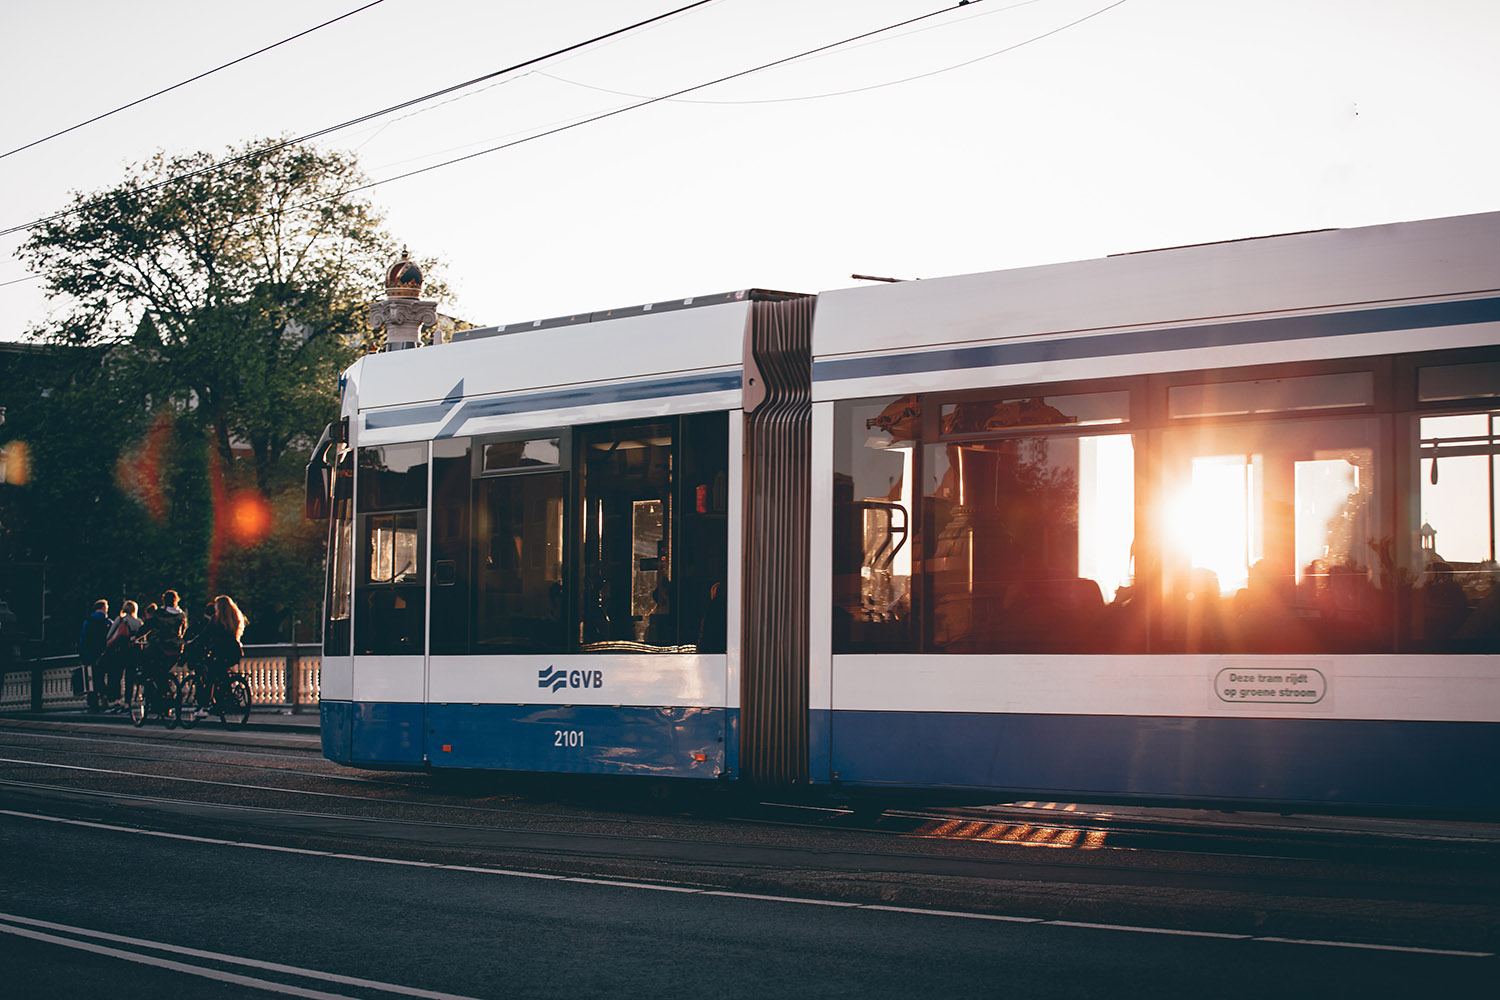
<box><xmin>939</xmin><ymin>577</ymin><xmax>1108</xmax><ymax>652</ymax></box>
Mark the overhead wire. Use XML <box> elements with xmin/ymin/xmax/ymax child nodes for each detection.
<box><xmin>0</xmin><ymin>0</ymin><xmax>389</xmax><ymax>163</ymax></box>
<box><xmin>345</xmin><ymin>0</ymin><xmax>706</xmax><ymax>153</ymax></box>
<box><xmin>2</xmin><ymin>0</ymin><xmax>1126</xmax><ymax>297</ymax></box>
<box><xmin>0</xmin><ymin>0</ymin><xmax>721</xmax><ymax>239</ymax></box>
<box><xmin>251</xmin><ymin>1</ymin><xmax>1009</xmax><ymax>225</ymax></box>
<box><xmin>536</xmin><ymin>0</ymin><xmax>1130</xmax><ymax>105</ymax></box>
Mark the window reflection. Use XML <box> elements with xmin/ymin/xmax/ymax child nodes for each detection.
<box><xmin>354</xmin><ymin>444</ymin><xmax>427</xmax><ymax>656</ymax></box>
<box><xmin>580</xmin><ymin>422</ymin><xmax>681</xmax><ymax>651</ymax></box>
<box><xmin>833</xmin><ymin>397</ymin><xmax>917</xmax><ymax>651</ymax></box>
<box><xmin>324</xmin><ymin>449</ymin><xmax>354</xmax><ymax>656</ymax></box>
<box><xmin>483</xmin><ymin>436</ymin><xmax>561</xmax><ymax>473</ymax></box>
<box><xmin>833</xmin><ymin>392</ymin><xmax>1138</xmax><ymax>654</ymax></box>
<box><xmin>357</xmin><ymin>442</ymin><xmax>428</xmax><ymax>511</ymax></box>
<box><xmin>474</xmin><ymin>473</ymin><xmax>566</xmax><ymax>652</ymax></box>
<box><xmin>429</xmin><ymin>438</ymin><xmax>472</xmax><ymax>655</ymax></box>
<box><xmin>830</xmin><ymin>367</ymin><xmax>1500</xmax><ymax>658</ymax></box>
<box><xmin>366</xmin><ymin>513</ymin><xmax>420</xmax><ymax>584</ymax></box>
<box><xmin>925</xmin><ymin>432</ymin><xmax>1134</xmax><ymax>652</ymax></box>
<box><xmin>1159</xmin><ymin>418</ymin><xmax>1381</xmax><ymax>652</ymax></box>
<box><xmin>1413</xmin><ymin>412</ymin><xmax>1500</xmax><ymax>650</ymax></box>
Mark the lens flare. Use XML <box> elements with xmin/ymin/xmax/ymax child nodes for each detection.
<box><xmin>227</xmin><ymin>491</ymin><xmax>273</xmax><ymax>546</ymax></box>
<box><xmin>116</xmin><ymin>412</ymin><xmax>173</xmax><ymax>522</ymax></box>
<box><xmin>2</xmin><ymin>440</ymin><xmax>29</xmax><ymax>485</ymax></box>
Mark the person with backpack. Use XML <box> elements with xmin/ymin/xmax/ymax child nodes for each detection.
<box><xmin>77</xmin><ymin>600</ymin><xmax>112</xmax><ymax>712</ymax></box>
<box><xmin>102</xmin><ymin>600</ymin><xmax>143</xmax><ymax>712</ymax></box>
<box><xmin>137</xmin><ymin>590</ymin><xmax>189</xmax><ymax>683</ymax></box>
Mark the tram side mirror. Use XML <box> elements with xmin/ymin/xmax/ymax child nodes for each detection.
<box><xmin>305</xmin><ymin>423</ymin><xmax>334</xmax><ymax>520</ymax></box>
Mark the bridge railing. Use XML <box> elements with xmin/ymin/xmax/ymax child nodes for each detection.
<box><xmin>0</xmin><ymin>644</ymin><xmax>322</xmax><ymax>713</ymax></box>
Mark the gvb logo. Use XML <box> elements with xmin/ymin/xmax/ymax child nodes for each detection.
<box><xmin>538</xmin><ymin>666</ymin><xmax>605</xmax><ymax>692</ymax></box>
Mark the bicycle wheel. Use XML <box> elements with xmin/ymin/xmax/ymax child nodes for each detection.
<box><xmin>161</xmin><ymin>676</ymin><xmax>180</xmax><ymax>729</ymax></box>
<box><xmin>223</xmin><ymin>675</ymin><xmax>251</xmax><ymax>729</ymax></box>
<box><xmin>175</xmin><ymin>673</ymin><xmax>198</xmax><ymax>729</ymax></box>
<box><xmin>129</xmin><ymin>682</ymin><xmax>148</xmax><ymax>727</ymax></box>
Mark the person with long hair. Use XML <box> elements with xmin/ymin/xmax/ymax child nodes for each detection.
<box><xmin>213</xmin><ymin>595</ymin><xmax>248</xmax><ymax>643</ymax></box>
<box><xmin>188</xmin><ymin>595</ymin><xmax>248</xmax><ymax>710</ymax></box>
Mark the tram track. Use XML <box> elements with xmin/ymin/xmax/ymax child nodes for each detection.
<box><xmin>1</xmin><ymin>722</ymin><xmax>1497</xmax><ymax>877</ymax></box>
<box><xmin>3</xmin><ymin>720</ymin><xmax>1499</xmax><ymax>951</ymax></box>
<box><xmin>0</xmin><ymin>765</ymin><xmax>1490</xmax><ymax>903</ymax></box>
<box><xmin>2</xmin><ymin>772</ymin><xmax>1486</xmax><ymax>903</ymax></box>
<box><xmin>4</xmin><ymin>768</ymin><xmax>1499</xmax><ymax>961</ymax></box>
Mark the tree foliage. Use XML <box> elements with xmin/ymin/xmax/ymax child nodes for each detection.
<box><xmin>9</xmin><ymin>138</ymin><xmax>437</xmax><ymax>648</ymax></box>
<box><xmin>19</xmin><ymin>137</ymin><xmax>392</xmax><ymax>491</ymax></box>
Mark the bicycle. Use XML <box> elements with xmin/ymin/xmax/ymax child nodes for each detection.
<box><xmin>125</xmin><ymin>636</ymin><xmax>183</xmax><ymax>728</ymax></box>
<box><xmin>127</xmin><ymin>668</ymin><xmax>180</xmax><ymax>728</ymax></box>
<box><xmin>177</xmin><ymin>666</ymin><xmax>251</xmax><ymax>729</ymax></box>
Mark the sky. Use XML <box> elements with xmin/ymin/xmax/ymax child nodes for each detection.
<box><xmin>3</xmin><ymin>0</ymin><xmax>1498</xmax><ymax>340</ymax></box>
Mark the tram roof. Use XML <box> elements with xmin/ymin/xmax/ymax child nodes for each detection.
<box><xmin>450</xmin><ymin>288</ymin><xmax>805</xmax><ymax>343</ymax></box>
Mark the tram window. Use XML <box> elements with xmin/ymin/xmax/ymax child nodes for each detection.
<box><xmin>353</xmin><ymin>443</ymin><xmax>428</xmax><ymax>656</ymax></box>
<box><xmin>680</xmin><ymin>412</ymin><xmax>729</xmax><ymax>653</ymax></box>
<box><xmin>579</xmin><ymin>422</ymin><xmax>677</xmax><ymax>650</ymax></box>
<box><xmin>324</xmin><ymin>449</ymin><xmax>354</xmax><ymax>657</ymax></box>
<box><xmin>482</xmin><ymin>436</ymin><xmax>562</xmax><ymax>473</ymax></box>
<box><xmin>354</xmin><ymin>510</ymin><xmax>425</xmax><ymax>655</ymax></box>
<box><xmin>941</xmin><ymin>391</ymin><xmax>1128</xmax><ymax>432</ymax></box>
<box><xmin>1410</xmin><ymin>412</ymin><xmax>1500</xmax><ymax>651</ymax></box>
<box><xmin>1418</xmin><ymin>362</ymin><xmax>1500</xmax><ymax>402</ymax></box>
<box><xmin>473</xmin><ymin>473</ymin><xmax>566</xmax><ymax>652</ymax></box>
<box><xmin>357</xmin><ymin>443</ymin><xmax>428</xmax><ymax>511</ymax></box>
<box><xmin>631</xmin><ymin>500</ymin><xmax>665</xmax><ymax>617</ymax></box>
<box><xmin>833</xmin><ymin>397</ymin><xmax>918</xmax><ymax>652</ymax></box>
<box><xmin>366</xmin><ymin>513</ymin><xmax>420</xmax><ymax>583</ymax></box>
<box><xmin>1156</xmin><ymin>416</ymin><xmax>1384</xmax><ymax>653</ymax></box>
<box><xmin>1168</xmin><ymin>372</ymin><xmax>1373</xmax><ymax>419</ymax></box>
<box><xmin>430</xmin><ymin>438</ymin><xmax>472</xmax><ymax>655</ymax></box>
<box><xmin>923</xmin><ymin>431</ymin><xmax>1136</xmax><ymax>653</ymax></box>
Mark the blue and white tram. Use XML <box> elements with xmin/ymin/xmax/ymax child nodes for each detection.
<box><xmin>310</xmin><ymin>212</ymin><xmax>1500</xmax><ymax>811</ymax></box>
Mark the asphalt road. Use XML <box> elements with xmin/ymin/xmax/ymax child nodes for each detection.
<box><xmin>0</xmin><ymin>716</ymin><xmax>1494</xmax><ymax>997</ymax></box>
<box><xmin>1</xmin><ymin>814</ymin><xmax>1493</xmax><ymax>1000</ymax></box>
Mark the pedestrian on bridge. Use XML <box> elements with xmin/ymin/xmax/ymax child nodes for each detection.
<box><xmin>77</xmin><ymin>600</ymin><xmax>112</xmax><ymax>712</ymax></box>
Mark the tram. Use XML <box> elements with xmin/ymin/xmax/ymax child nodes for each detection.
<box><xmin>308</xmin><ymin>211</ymin><xmax>1500</xmax><ymax>811</ymax></box>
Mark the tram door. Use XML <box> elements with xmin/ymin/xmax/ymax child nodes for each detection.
<box><xmin>428</xmin><ymin>435</ymin><xmax>569</xmax><ymax>768</ymax></box>
<box><xmin>350</xmin><ymin>442</ymin><xmax>429</xmax><ymax>765</ymax></box>
<box><xmin>470</xmin><ymin>471</ymin><xmax>569</xmax><ymax>654</ymax></box>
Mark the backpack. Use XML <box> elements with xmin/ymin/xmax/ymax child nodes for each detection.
<box><xmin>149</xmin><ymin>607</ymin><xmax>188</xmax><ymax>655</ymax></box>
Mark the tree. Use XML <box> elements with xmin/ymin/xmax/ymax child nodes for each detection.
<box><xmin>12</xmin><ymin>138</ymin><xmax>442</xmax><ymax>646</ymax></box>
<box><xmin>18</xmin><ymin>137</ymin><xmax>394</xmax><ymax>492</ymax></box>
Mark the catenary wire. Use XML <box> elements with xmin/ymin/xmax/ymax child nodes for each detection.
<box><xmin>538</xmin><ymin>0</ymin><xmax>1130</xmax><ymax>105</ymax></box>
<box><xmin>0</xmin><ymin>0</ymin><xmax>389</xmax><ymax>163</ymax></box>
<box><xmin>346</xmin><ymin>0</ymin><xmax>712</xmax><ymax>153</ymax></box>
<box><xmin>0</xmin><ymin>0</ymin><xmax>1102</xmax><ymax>298</ymax></box>
<box><xmin>0</xmin><ymin>0</ymin><xmax>721</xmax><ymax>239</ymax></box>
<box><xmin>232</xmin><ymin>2</ymin><xmax>999</xmax><ymax>230</ymax></box>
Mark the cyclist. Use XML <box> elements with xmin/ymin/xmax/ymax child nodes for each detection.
<box><xmin>188</xmin><ymin>595</ymin><xmax>247</xmax><ymax>710</ymax></box>
<box><xmin>136</xmin><ymin>590</ymin><xmax>188</xmax><ymax>676</ymax></box>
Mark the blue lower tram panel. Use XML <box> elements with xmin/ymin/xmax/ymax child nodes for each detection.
<box><xmin>321</xmin><ymin>701</ymin><xmax>726</xmax><ymax>779</ymax></box>
<box><xmin>320</xmin><ymin>702</ymin><xmax>1500</xmax><ymax>810</ymax></box>
<box><xmin>818</xmin><ymin>710</ymin><xmax>1500</xmax><ymax>812</ymax></box>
